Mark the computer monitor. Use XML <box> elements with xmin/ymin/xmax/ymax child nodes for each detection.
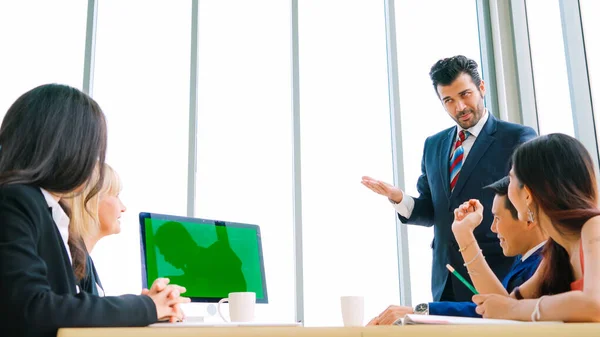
<box><xmin>139</xmin><ymin>212</ymin><xmax>268</xmax><ymax>303</ymax></box>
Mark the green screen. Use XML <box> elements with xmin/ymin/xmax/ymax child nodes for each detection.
<box><xmin>143</xmin><ymin>217</ymin><xmax>265</xmax><ymax>300</ymax></box>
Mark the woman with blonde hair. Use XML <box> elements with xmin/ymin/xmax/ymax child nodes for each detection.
<box><xmin>65</xmin><ymin>163</ymin><xmax>126</xmax><ymax>296</ymax></box>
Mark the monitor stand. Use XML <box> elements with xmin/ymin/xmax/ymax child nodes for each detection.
<box><xmin>181</xmin><ymin>303</ymin><xmax>218</xmax><ymax>323</ymax></box>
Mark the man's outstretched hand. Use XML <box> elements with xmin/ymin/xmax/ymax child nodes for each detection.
<box><xmin>361</xmin><ymin>176</ymin><xmax>403</xmax><ymax>203</ymax></box>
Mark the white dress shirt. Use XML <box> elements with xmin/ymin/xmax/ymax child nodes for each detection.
<box><xmin>521</xmin><ymin>240</ymin><xmax>546</xmax><ymax>262</ymax></box>
<box><xmin>392</xmin><ymin>110</ymin><xmax>490</xmax><ymax>218</ymax></box>
<box><xmin>40</xmin><ymin>188</ymin><xmax>72</xmax><ymax>264</ymax></box>
<box><xmin>40</xmin><ymin>188</ymin><xmax>82</xmax><ymax>293</ymax></box>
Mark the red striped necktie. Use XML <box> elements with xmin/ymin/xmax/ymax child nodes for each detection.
<box><xmin>449</xmin><ymin>130</ymin><xmax>470</xmax><ymax>191</ymax></box>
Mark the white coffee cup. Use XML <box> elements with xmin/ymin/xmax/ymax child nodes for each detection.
<box><xmin>217</xmin><ymin>292</ymin><xmax>256</xmax><ymax>322</ymax></box>
<box><xmin>340</xmin><ymin>296</ymin><xmax>364</xmax><ymax>327</ymax></box>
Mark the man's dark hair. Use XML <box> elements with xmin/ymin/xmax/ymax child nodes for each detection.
<box><xmin>484</xmin><ymin>176</ymin><xmax>518</xmax><ymax>220</ymax></box>
<box><xmin>429</xmin><ymin>55</ymin><xmax>482</xmax><ymax>95</ymax></box>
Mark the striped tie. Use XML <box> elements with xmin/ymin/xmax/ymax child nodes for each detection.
<box><xmin>449</xmin><ymin>130</ymin><xmax>469</xmax><ymax>191</ymax></box>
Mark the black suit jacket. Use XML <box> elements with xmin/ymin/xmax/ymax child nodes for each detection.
<box><xmin>399</xmin><ymin>114</ymin><xmax>537</xmax><ymax>302</ymax></box>
<box><xmin>79</xmin><ymin>253</ymin><xmax>104</xmax><ymax>296</ymax></box>
<box><xmin>0</xmin><ymin>184</ymin><xmax>157</xmax><ymax>337</ymax></box>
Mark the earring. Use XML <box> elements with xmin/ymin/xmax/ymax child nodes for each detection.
<box><xmin>527</xmin><ymin>208</ymin><xmax>535</xmax><ymax>223</ymax></box>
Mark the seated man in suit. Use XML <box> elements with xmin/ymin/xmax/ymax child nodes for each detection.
<box><xmin>368</xmin><ymin>177</ymin><xmax>547</xmax><ymax>324</ymax></box>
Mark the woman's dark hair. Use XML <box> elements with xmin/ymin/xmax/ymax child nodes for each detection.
<box><xmin>0</xmin><ymin>83</ymin><xmax>107</xmax><ymax>280</ymax></box>
<box><xmin>512</xmin><ymin>133</ymin><xmax>600</xmax><ymax>295</ymax></box>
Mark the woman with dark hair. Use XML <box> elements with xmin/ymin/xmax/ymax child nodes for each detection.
<box><xmin>0</xmin><ymin>84</ymin><xmax>189</xmax><ymax>337</ymax></box>
<box><xmin>473</xmin><ymin>133</ymin><xmax>600</xmax><ymax>322</ymax></box>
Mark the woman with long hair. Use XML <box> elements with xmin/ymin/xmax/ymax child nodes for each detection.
<box><xmin>473</xmin><ymin>133</ymin><xmax>600</xmax><ymax>322</ymax></box>
<box><xmin>0</xmin><ymin>84</ymin><xmax>189</xmax><ymax>337</ymax></box>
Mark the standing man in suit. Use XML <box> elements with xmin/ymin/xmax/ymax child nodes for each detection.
<box><xmin>362</xmin><ymin>55</ymin><xmax>537</xmax><ymax>302</ymax></box>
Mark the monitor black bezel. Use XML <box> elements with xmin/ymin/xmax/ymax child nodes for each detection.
<box><xmin>139</xmin><ymin>212</ymin><xmax>269</xmax><ymax>304</ymax></box>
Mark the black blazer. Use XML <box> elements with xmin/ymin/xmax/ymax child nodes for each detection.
<box><xmin>0</xmin><ymin>184</ymin><xmax>157</xmax><ymax>337</ymax></box>
<box><xmin>79</xmin><ymin>253</ymin><xmax>104</xmax><ymax>296</ymax></box>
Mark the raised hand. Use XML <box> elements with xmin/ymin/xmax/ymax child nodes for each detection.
<box><xmin>452</xmin><ymin>199</ymin><xmax>484</xmax><ymax>235</ymax></box>
<box><xmin>361</xmin><ymin>176</ymin><xmax>403</xmax><ymax>203</ymax></box>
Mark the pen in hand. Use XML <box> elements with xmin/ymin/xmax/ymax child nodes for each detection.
<box><xmin>446</xmin><ymin>264</ymin><xmax>479</xmax><ymax>295</ymax></box>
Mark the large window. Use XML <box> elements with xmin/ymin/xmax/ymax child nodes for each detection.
<box><xmin>394</xmin><ymin>0</ymin><xmax>482</xmax><ymax>304</ymax></box>
<box><xmin>299</xmin><ymin>0</ymin><xmax>399</xmax><ymax>326</ymax></box>
<box><xmin>194</xmin><ymin>0</ymin><xmax>294</xmax><ymax>322</ymax></box>
<box><xmin>580</xmin><ymin>0</ymin><xmax>600</xmax><ymax>142</ymax></box>
<box><xmin>10</xmin><ymin>0</ymin><xmax>592</xmax><ymax>327</ymax></box>
<box><xmin>526</xmin><ymin>0</ymin><xmax>575</xmax><ymax>136</ymax></box>
<box><xmin>0</xmin><ymin>0</ymin><xmax>87</xmax><ymax>118</ymax></box>
<box><xmin>91</xmin><ymin>0</ymin><xmax>191</xmax><ymax>296</ymax></box>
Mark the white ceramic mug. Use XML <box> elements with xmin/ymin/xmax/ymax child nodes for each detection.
<box><xmin>217</xmin><ymin>292</ymin><xmax>256</xmax><ymax>322</ymax></box>
<box><xmin>340</xmin><ymin>296</ymin><xmax>364</xmax><ymax>327</ymax></box>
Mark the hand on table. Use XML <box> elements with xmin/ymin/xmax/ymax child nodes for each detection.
<box><xmin>367</xmin><ymin>305</ymin><xmax>414</xmax><ymax>326</ymax></box>
<box><xmin>473</xmin><ymin>294</ymin><xmax>519</xmax><ymax>320</ymax></box>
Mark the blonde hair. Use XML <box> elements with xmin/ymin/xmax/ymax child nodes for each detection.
<box><xmin>66</xmin><ymin>163</ymin><xmax>122</xmax><ymax>243</ymax></box>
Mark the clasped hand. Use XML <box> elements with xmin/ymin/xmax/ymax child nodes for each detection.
<box><xmin>142</xmin><ymin>277</ymin><xmax>191</xmax><ymax>323</ymax></box>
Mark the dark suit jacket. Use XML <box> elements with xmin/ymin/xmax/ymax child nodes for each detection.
<box><xmin>79</xmin><ymin>253</ymin><xmax>104</xmax><ymax>296</ymax></box>
<box><xmin>429</xmin><ymin>245</ymin><xmax>543</xmax><ymax>317</ymax></box>
<box><xmin>0</xmin><ymin>184</ymin><xmax>157</xmax><ymax>337</ymax></box>
<box><xmin>399</xmin><ymin>114</ymin><xmax>537</xmax><ymax>302</ymax></box>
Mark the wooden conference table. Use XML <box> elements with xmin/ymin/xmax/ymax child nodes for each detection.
<box><xmin>58</xmin><ymin>323</ymin><xmax>600</xmax><ymax>337</ymax></box>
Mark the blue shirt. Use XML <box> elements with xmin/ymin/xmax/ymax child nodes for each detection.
<box><xmin>428</xmin><ymin>246</ymin><xmax>543</xmax><ymax>317</ymax></box>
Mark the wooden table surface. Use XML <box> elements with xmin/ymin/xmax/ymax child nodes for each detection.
<box><xmin>58</xmin><ymin>323</ymin><xmax>600</xmax><ymax>337</ymax></box>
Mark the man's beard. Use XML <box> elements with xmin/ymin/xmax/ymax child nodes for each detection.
<box><xmin>457</xmin><ymin>101</ymin><xmax>483</xmax><ymax>128</ymax></box>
